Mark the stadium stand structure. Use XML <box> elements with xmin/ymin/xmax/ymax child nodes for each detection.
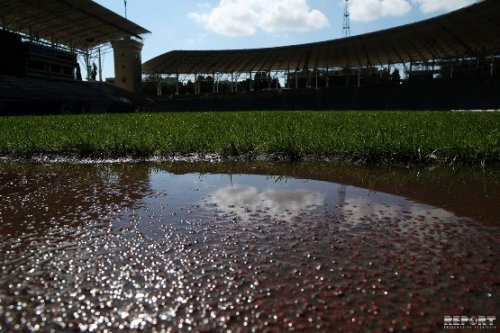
<box><xmin>0</xmin><ymin>0</ymin><xmax>151</xmax><ymax>115</ymax></box>
<box><xmin>147</xmin><ymin>79</ymin><xmax>498</xmax><ymax>111</ymax></box>
<box><xmin>0</xmin><ymin>74</ymin><xmax>152</xmax><ymax>115</ymax></box>
<box><xmin>144</xmin><ymin>0</ymin><xmax>500</xmax><ymax>111</ymax></box>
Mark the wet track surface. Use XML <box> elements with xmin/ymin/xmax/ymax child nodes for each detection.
<box><xmin>0</xmin><ymin>162</ymin><xmax>498</xmax><ymax>332</ymax></box>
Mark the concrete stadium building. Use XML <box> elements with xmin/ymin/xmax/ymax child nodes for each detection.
<box><xmin>143</xmin><ymin>0</ymin><xmax>500</xmax><ymax>110</ymax></box>
<box><xmin>0</xmin><ymin>0</ymin><xmax>150</xmax><ymax>114</ymax></box>
<box><xmin>0</xmin><ymin>0</ymin><xmax>499</xmax><ymax>113</ymax></box>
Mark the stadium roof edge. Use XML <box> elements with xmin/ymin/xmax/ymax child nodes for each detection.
<box><xmin>143</xmin><ymin>0</ymin><xmax>500</xmax><ymax>75</ymax></box>
<box><xmin>0</xmin><ymin>0</ymin><xmax>150</xmax><ymax>50</ymax></box>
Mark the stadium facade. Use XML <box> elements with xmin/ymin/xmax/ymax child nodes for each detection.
<box><xmin>143</xmin><ymin>0</ymin><xmax>500</xmax><ymax>110</ymax></box>
<box><xmin>0</xmin><ymin>0</ymin><xmax>150</xmax><ymax>114</ymax></box>
<box><xmin>0</xmin><ymin>0</ymin><xmax>499</xmax><ymax>114</ymax></box>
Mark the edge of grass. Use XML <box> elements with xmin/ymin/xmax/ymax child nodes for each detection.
<box><xmin>0</xmin><ymin>111</ymin><xmax>499</xmax><ymax>165</ymax></box>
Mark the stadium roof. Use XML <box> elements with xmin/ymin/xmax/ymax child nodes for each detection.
<box><xmin>143</xmin><ymin>0</ymin><xmax>500</xmax><ymax>75</ymax></box>
<box><xmin>0</xmin><ymin>0</ymin><xmax>150</xmax><ymax>50</ymax></box>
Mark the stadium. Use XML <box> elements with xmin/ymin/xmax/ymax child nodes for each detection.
<box><xmin>1</xmin><ymin>3</ymin><xmax>499</xmax><ymax>332</ymax></box>
<box><xmin>0</xmin><ymin>0</ymin><xmax>499</xmax><ymax>114</ymax></box>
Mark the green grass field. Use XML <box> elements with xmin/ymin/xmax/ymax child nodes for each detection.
<box><xmin>0</xmin><ymin>111</ymin><xmax>499</xmax><ymax>163</ymax></box>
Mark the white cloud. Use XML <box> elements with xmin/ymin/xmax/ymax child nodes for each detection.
<box><xmin>349</xmin><ymin>0</ymin><xmax>412</xmax><ymax>22</ymax></box>
<box><xmin>207</xmin><ymin>185</ymin><xmax>325</xmax><ymax>222</ymax></box>
<box><xmin>189</xmin><ymin>0</ymin><xmax>329</xmax><ymax>37</ymax></box>
<box><xmin>348</xmin><ymin>0</ymin><xmax>479</xmax><ymax>22</ymax></box>
<box><xmin>411</xmin><ymin>0</ymin><xmax>479</xmax><ymax>14</ymax></box>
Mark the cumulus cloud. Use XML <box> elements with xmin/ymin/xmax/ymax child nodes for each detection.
<box><xmin>208</xmin><ymin>185</ymin><xmax>325</xmax><ymax>222</ymax></box>
<box><xmin>411</xmin><ymin>0</ymin><xmax>479</xmax><ymax>14</ymax></box>
<box><xmin>189</xmin><ymin>0</ymin><xmax>329</xmax><ymax>37</ymax></box>
<box><xmin>349</xmin><ymin>0</ymin><xmax>412</xmax><ymax>22</ymax></box>
<box><xmin>348</xmin><ymin>0</ymin><xmax>479</xmax><ymax>22</ymax></box>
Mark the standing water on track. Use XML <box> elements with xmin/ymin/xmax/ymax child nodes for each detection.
<box><xmin>0</xmin><ymin>162</ymin><xmax>498</xmax><ymax>332</ymax></box>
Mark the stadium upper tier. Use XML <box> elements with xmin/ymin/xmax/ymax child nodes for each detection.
<box><xmin>143</xmin><ymin>0</ymin><xmax>500</xmax><ymax>75</ymax></box>
<box><xmin>0</xmin><ymin>0</ymin><xmax>150</xmax><ymax>50</ymax></box>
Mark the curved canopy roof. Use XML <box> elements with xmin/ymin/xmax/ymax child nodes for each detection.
<box><xmin>0</xmin><ymin>0</ymin><xmax>150</xmax><ymax>50</ymax></box>
<box><xmin>144</xmin><ymin>0</ymin><xmax>500</xmax><ymax>75</ymax></box>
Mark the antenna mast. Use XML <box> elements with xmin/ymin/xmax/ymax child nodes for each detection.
<box><xmin>343</xmin><ymin>0</ymin><xmax>351</xmax><ymax>38</ymax></box>
<box><xmin>124</xmin><ymin>0</ymin><xmax>128</xmax><ymax>18</ymax></box>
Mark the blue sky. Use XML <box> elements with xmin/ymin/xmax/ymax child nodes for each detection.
<box><xmin>92</xmin><ymin>0</ymin><xmax>479</xmax><ymax>79</ymax></box>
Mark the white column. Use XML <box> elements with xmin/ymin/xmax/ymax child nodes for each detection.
<box><xmin>176</xmin><ymin>73</ymin><xmax>179</xmax><ymax>95</ymax></box>
<box><xmin>156</xmin><ymin>74</ymin><xmax>162</xmax><ymax>96</ymax></box>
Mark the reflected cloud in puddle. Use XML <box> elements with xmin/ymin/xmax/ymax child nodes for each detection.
<box><xmin>208</xmin><ymin>185</ymin><xmax>325</xmax><ymax>222</ymax></box>
<box><xmin>343</xmin><ymin>197</ymin><xmax>461</xmax><ymax>224</ymax></box>
<box><xmin>341</xmin><ymin>197</ymin><xmax>473</xmax><ymax>241</ymax></box>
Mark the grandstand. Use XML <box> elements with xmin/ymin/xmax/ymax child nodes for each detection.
<box><xmin>144</xmin><ymin>0</ymin><xmax>500</xmax><ymax>111</ymax></box>
<box><xmin>0</xmin><ymin>0</ymin><xmax>151</xmax><ymax>115</ymax></box>
<box><xmin>1</xmin><ymin>0</ymin><xmax>499</xmax><ymax>114</ymax></box>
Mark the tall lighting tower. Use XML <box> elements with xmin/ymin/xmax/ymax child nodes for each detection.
<box><xmin>124</xmin><ymin>0</ymin><xmax>128</xmax><ymax>18</ymax></box>
<box><xmin>343</xmin><ymin>0</ymin><xmax>351</xmax><ymax>37</ymax></box>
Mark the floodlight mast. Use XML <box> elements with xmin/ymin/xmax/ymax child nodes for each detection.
<box><xmin>124</xmin><ymin>0</ymin><xmax>128</xmax><ymax>18</ymax></box>
<box><xmin>343</xmin><ymin>0</ymin><xmax>351</xmax><ymax>38</ymax></box>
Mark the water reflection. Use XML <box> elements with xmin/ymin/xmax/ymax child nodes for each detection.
<box><xmin>157</xmin><ymin>161</ymin><xmax>500</xmax><ymax>226</ymax></box>
<box><xmin>0</xmin><ymin>163</ymin><xmax>151</xmax><ymax>238</ymax></box>
<box><xmin>342</xmin><ymin>196</ymin><xmax>468</xmax><ymax>226</ymax></box>
<box><xmin>0</xmin><ymin>162</ymin><xmax>498</xmax><ymax>332</ymax></box>
<box><xmin>210</xmin><ymin>185</ymin><xmax>325</xmax><ymax>222</ymax></box>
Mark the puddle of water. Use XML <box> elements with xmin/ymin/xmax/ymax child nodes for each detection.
<box><xmin>0</xmin><ymin>162</ymin><xmax>498</xmax><ymax>332</ymax></box>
